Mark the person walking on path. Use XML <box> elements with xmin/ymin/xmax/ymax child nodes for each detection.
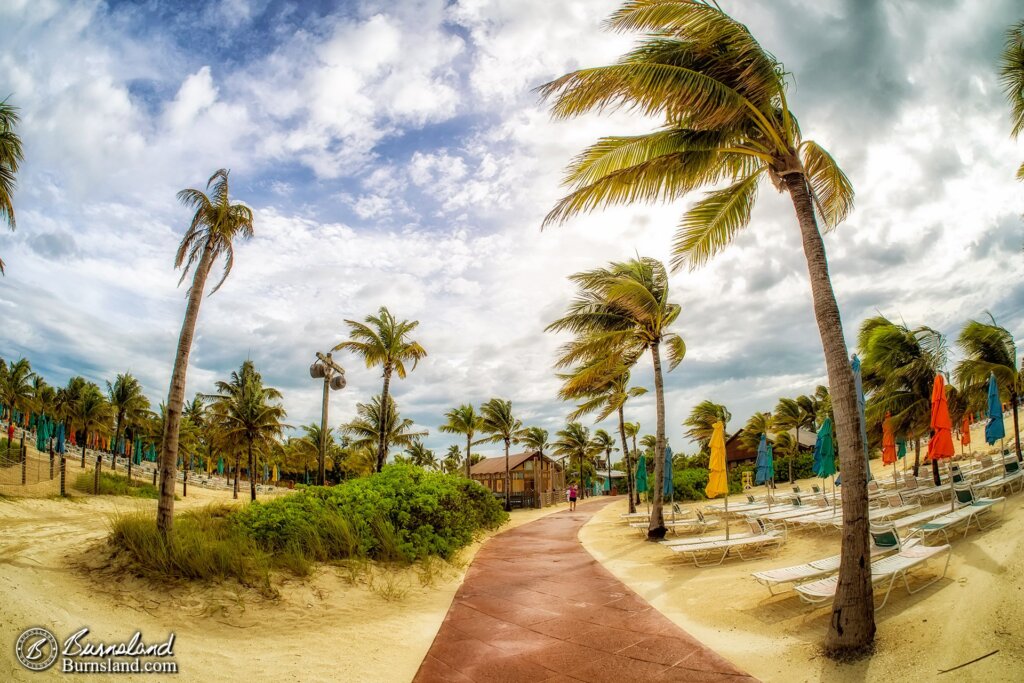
<box><xmin>568</xmin><ymin>483</ymin><xmax>577</xmax><ymax>511</ymax></box>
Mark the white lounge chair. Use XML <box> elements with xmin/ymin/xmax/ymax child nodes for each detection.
<box><xmin>667</xmin><ymin>519</ymin><xmax>784</xmax><ymax>567</ymax></box>
<box><xmin>907</xmin><ymin>484</ymin><xmax>1005</xmax><ymax>544</ymax></box>
<box><xmin>632</xmin><ymin>509</ymin><xmax>717</xmax><ymax>535</ymax></box>
<box><xmin>794</xmin><ymin>524</ymin><xmax>950</xmax><ymax>609</ymax></box>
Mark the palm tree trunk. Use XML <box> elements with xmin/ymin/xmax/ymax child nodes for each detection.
<box><xmin>1012</xmin><ymin>392</ymin><xmax>1022</xmax><ymax>462</ymax></box>
<box><xmin>233</xmin><ymin>454</ymin><xmax>240</xmax><ymax>499</ymax></box>
<box><xmin>617</xmin><ymin>406</ymin><xmax>636</xmax><ymax>514</ymax></box>
<box><xmin>248</xmin><ymin>441</ymin><xmax>256</xmax><ymax>502</ymax></box>
<box><xmin>913</xmin><ymin>438</ymin><xmax>921</xmax><ymax>477</ymax></box>
<box><xmin>377</xmin><ymin>370</ymin><xmax>392</xmax><ymax>472</ymax></box>
<box><xmin>647</xmin><ymin>341</ymin><xmax>667</xmax><ymax>540</ymax></box>
<box><xmin>631</xmin><ymin>433</ymin><xmax>640</xmax><ymax>506</ymax></box>
<box><xmin>94</xmin><ymin>450</ymin><xmax>102</xmax><ymax>494</ymax></box>
<box><xmin>127</xmin><ymin>429</ymin><xmax>133</xmax><ymax>481</ymax></box>
<box><xmin>504</xmin><ymin>438</ymin><xmax>511</xmax><ymax>512</ymax></box>
<box><xmin>157</xmin><ymin>244</ymin><xmax>215</xmax><ymax>536</ymax></box>
<box><xmin>112</xmin><ymin>415</ymin><xmax>121</xmax><ymax>472</ymax></box>
<box><xmin>465</xmin><ymin>434</ymin><xmax>472</xmax><ymax>478</ymax></box>
<box><xmin>784</xmin><ymin>171</ymin><xmax>874</xmax><ymax>655</ymax></box>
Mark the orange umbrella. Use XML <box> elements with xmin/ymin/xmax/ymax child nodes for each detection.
<box><xmin>960</xmin><ymin>416</ymin><xmax>971</xmax><ymax>449</ymax></box>
<box><xmin>882</xmin><ymin>412</ymin><xmax>897</xmax><ymax>483</ymax></box>
<box><xmin>926</xmin><ymin>374</ymin><xmax>956</xmax><ymax>509</ymax></box>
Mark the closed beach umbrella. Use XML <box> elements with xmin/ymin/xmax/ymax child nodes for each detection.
<box><xmin>926</xmin><ymin>374</ymin><xmax>956</xmax><ymax>508</ymax></box>
<box><xmin>56</xmin><ymin>422</ymin><xmax>65</xmax><ymax>454</ymax></box>
<box><xmin>634</xmin><ymin>452</ymin><xmax>648</xmax><ymax>494</ymax></box>
<box><xmin>882</xmin><ymin>412</ymin><xmax>897</xmax><ymax>482</ymax></box>
<box><xmin>960</xmin><ymin>416</ymin><xmax>971</xmax><ymax>453</ymax></box>
<box><xmin>272</xmin><ymin>464</ymin><xmax>279</xmax><ymax>482</ymax></box>
<box><xmin>217</xmin><ymin>457</ymin><xmax>225</xmax><ymax>476</ymax></box>
<box><xmin>814</xmin><ymin>418</ymin><xmax>837</xmax><ymax>508</ymax></box>
<box><xmin>705</xmin><ymin>420</ymin><xmax>731</xmax><ymax>539</ymax></box>
<box><xmin>663</xmin><ymin>445</ymin><xmax>673</xmax><ymax>497</ymax></box>
<box><xmin>754</xmin><ymin>433</ymin><xmax>773</xmax><ymax>510</ymax></box>
<box><xmin>985</xmin><ymin>372</ymin><xmax>1005</xmax><ymax>447</ymax></box>
<box><xmin>851</xmin><ymin>355</ymin><xmax>873</xmax><ymax>481</ymax></box>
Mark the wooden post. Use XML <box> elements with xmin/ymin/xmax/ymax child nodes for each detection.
<box><xmin>21</xmin><ymin>443</ymin><xmax>27</xmax><ymax>484</ymax></box>
<box><xmin>153</xmin><ymin>467</ymin><xmax>158</xmax><ymax>486</ymax></box>
<box><xmin>49</xmin><ymin>444</ymin><xmax>54</xmax><ymax>479</ymax></box>
<box><xmin>319</xmin><ymin>372</ymin><xmax>329</xmax><ymax>486</ymax></box>
<box><xmin>60</xmin><ymin>453</ymin><xmax>66</xmax><ymax>497</ymax></box>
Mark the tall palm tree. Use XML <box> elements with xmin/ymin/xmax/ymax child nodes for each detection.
<box><xmin>518</xmin><ymin>426</ymin><xmax>549</xmax><ymax>456</ymax></box>
<box><xmin>547</xmin><ymin>257</ymin><xmax>685</xmax><ymax>539</ymax></box>
<box><xmin>405</xmin><ymin>441</ymin><xmax>438</xmax><ymax>469</ymax></box>
<box><xmin>158</xmin><ymin>169</ymin><xmax>254</xmax><ymax>535</ymax></box>
<box><xmin>181</xmin><ymin>395</ymin><xmax>207</xmax><ymax>491</ymax></box>
<box><xmin>540</xmin><ymin>1</ymin><xmax>871</xmax><ymax>653</ymax></box>
<box><xmin>1000</xmin><ymin>20</ymin><xmax>1024</xmax><ymax>181</ymax></box>
<box><xmin>0</xmin><ymin>99</ymin><xmax>24</xmax><ymax>274</ymax></box>
<box><xmin>75</xmin><ymin>385</ymin><xmax>111</xmax><ymax>483</ymax></box>
<box><xmin>439</xmin><ymin>404</ymin><xmax>484</xmax><ymax>478</ymax></box>
<box><xmin>559</xmin><ymin>359</ymin><xmax>645</xmax><ymax>513</ymax></box>
<box><xmin>954</xmin><ymin>317</ymin><xmax>1021</xmax><ymax>461</ymax></box>
<box><xmin>858</xmin><ymin>316</ymin><xmax>946</xmax><ymax>480</ymax></box>
<box><xmin>205</xmin><ymin>360</ymin><xmax>287</xmax><ymax>502</ymax></box>
<box><xmin>774</xmin><ymin>397</ymin><xmax>815</xmax><ymax>483</ymax></box>
<box><xmin>107</xmin><ymin>373</ymin><xmax>149</xmax><ymax>474</ymax></box>
<box><xmin>442</xmin><ymin>444</ymin><xmax>463</xmax><ymax>474</ymax></box>
<box><xmin>682</xmin><ymin>400</ymin><xmax>731</xmax><ymax>457</ymax></box>
<box><xmin>0</xmin><ymin>357</ymin><xmax>34</xmax><ymax>426</ymax></box>
<box><xmin>592</xmin><ymin>428</ymin><xmax>617</xmax><ymax>494</ymax></box>
<box><xmin>341</xmin><ymin>396</ymin><xmax>427</xmax><ymax>466</ymax></box>
<box><xmin>478</xmin><ymin>398</ymin><xmax>523</xmax><ymax>512</ymax></box>
<box><xmin>551</xmin><ymin>422</ymin><xmax>601</xmax><ymax>498</ymax></box>
<box><xmin>335</xmin><ymin>307</ymin><xmax>427</xmax><ymax>472</ymax></box>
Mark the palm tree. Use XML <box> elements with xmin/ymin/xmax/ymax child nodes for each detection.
<box><xmin>442</xmin><ymin>444</ymin><xmax>463</xmax><ymax>474</ymax></box>
<box><xmin>559</xmin><ymin>359</ymin><xmax>645</xmax><ymax>512</ymax></box>
<box><xmin>547</xmin><ymin>257</ymin><xmax>685</xmax><ymax>539</ymax></box>
<box><xmin>405</xmin><ymin>441</ymin><xmax>437</xmax><ymax>469</ymax></box>
<box><xmin>551</xmin><ymin>422</ymin><xmax>600</xmax><ymax>498</ymax></box>
<box><xmin>1000</xmin><ymin>21</ymin><xmax>1024</xmax><ymax>181</ymax></box>
<box><xmin>205</xmin><ymin>360</ymin><xmax>287</xmax><ymax>501</ymax></box>
<box><xmin>1</xmin><ymin>357</ymin><xmax>34</xmax><ymax>424</ymax></box>
<box><xmin>158</xmin><ymin>169</ymin><xmax>254</xmax><ymax>535</ymax></box>
<box><xmin>181</xmin><ymin>395</ymin><xmax>207</xmax><ymax>492</ymax></box>
<box><xmin>774</xmin><ymin>397</ymin><xmax>816</xmax><ymax>483</ymax></box>
<box><xmin>639</xmin><ymin>433</ymin><xmax>657</xmax><ymax>454</ymax></box>
<box><xmin>858</xmin><ymin>316</ymin><xmax>946</xmax><ymax>480</ymax></box>
<box><xmin>439</xmin><ymin>404</ymin><xmax>484</xmax><ymax>478</ymax></box>
<box><xmin>107</xmin><ymin>373</ymin><xmax>149</xmax><ymax>474</ymax></box>
<box><xmin>954</xmin><ymin>316</ymin><xmax>1021</xmax><ymax>461</ymax></box>
<box><xmin>335</xmin><ymin>307</ymin><xmax>427</xmax><ymax>471</ymax></box>
<box><xmin>478</xmin><ymin>398</ymin><xmax>523</xmax><ymax>512</ymax></box>
<box><xmin>518</xmin><ymin>426</ymin><xmax>549</xmax><ymax>456</ymax></box>
<box><xmin>540</xmin><ymin>1</ymin><xmax>871</xmax><ymax>653</ymax></box>
<box><xmin>682</xmin><ymin>400</ymin><xmax>731</xmax><ymax>458</ymax></box>
<box><xmin>739</xmin><ymin>412</ymin><xmax>774</xmax><ymax>453</ymax></box>
<box><xmin>592</xmin><ymin>428</ymin><xmax>617</xmax><ymax>494</ymax></box>
<box><xmin>341</xmin><ymin>396</ymin><xmax>427</xmax><ymax>466</ymax></box>
<box><xmin>0</xmin><ymin>99</ymin><xmax>24</xmax><ymax>274</ymax></box>
<box><xmin>75</xmin><ymin>385</ymin><xmax>111</xmax><ymax>486</ymax></box>
<box><xmin>624</xmin><ymin>421</ymin><xmax>640</xmax><ymax>504</ymax></box>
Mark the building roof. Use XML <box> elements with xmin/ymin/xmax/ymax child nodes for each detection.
<box><xmin>470</xmin><ymin>451</ymin><xmax>560</xmax><ymax>475</ymax></box>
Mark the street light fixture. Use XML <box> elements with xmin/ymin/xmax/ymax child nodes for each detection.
<box><xmin>309</xmin><ymin>351</ymin><xmax>346</xmax><ymax>485</ymax></box>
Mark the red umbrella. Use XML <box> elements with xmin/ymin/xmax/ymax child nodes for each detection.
<box><xmin>882</xmin><ymin>412</ymin><xmax>897</xmax><ymax>482</ymax></box>
<box><xmin>960</xmin><ymin>416</ymin><xmax>971</xmax><ymax>454</ymax></box>
<box><xmin>927</xmin><ymin>374</ymin><xmax>956</xmax><ymax>508</ymax></box>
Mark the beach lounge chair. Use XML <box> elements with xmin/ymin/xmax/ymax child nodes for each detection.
<box><xmin>901</xmin><ymin>476</ymin><xmax>947</xmax><ymax>504</ymax></box>
<box><xmin>907</xmin><ymin>484</ymin><xmax>1005</xmax><ymax>544</ymax></box>
<box><xmin>820</xmin><ymin>494</ymin><xmax>919</xmax><ymax>530</ymax></box>
<box><xmin>793</xmin><ymin>523</ymin><xmax>951</xmax><ymax>608</ymax></box>
<box><xmin>752</xmin><ymin>522</ymin><xmax>915</xmax><ymax>595</ymax></box>
<box><xmin>751</xmin><ymin>497</ymin><xmax>831</xmax><ymax>523</ymax></box>
<box><xmin>630</xmin><ymin>509</ymin><xmax>713</xmax><ymax>535</ymax></box>
<box><xmin>973</xmin><ymin>460</ymin><xmax>1024</xmax><ymax>496</ymax></box>
<box><xmin>668</xmin><ymin>519</ymin><xmax>785</xmax><ymax>567</ymax></box>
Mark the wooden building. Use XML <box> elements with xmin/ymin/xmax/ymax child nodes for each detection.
<box><xmin>470</xmin><ymin>451</ymin><xmax>565</xmax><ymax>508</ymax></box>
<box><xmin>725</xmin><ymin>428</ymin><xmax>817</xmax><ymax>468</ymax></box>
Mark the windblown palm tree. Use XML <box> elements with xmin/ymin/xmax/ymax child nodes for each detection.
<box><xmin>739</xmin><ymin>412</ymin><xmax>773</xmax><ymax>453</ymax></box>
<box><xmin>75</xmin><ymin>384</ymin><xmax>111</xmax><ymax>484</ymax></box>
<box><xmin>442</xmin><ymin>444</ymin><xmax>463</xmax><ymax>474</ymax></box>
<box><xmin>405</xmin><ymin>441</ymin><xmax>438</xmax><ymax>469</ymax></box>
<box><xmin>1000</xmin><ymin>20</ymin><xmax>1024</xmax><ymax>180</ymax></box>
<box><xmin>682</xmin><ymin>400</ymin><xmax>731</xmax><ymax>457</ymax></box>
<box><xmin>439</xmin><ymin>403</ymin><xmax>484</xmax><ymax>478</ymax></box>
<box><xmin>592</xmin><ymin>428</ymin><xmax>618</xmax><ymax>494</ymax></box>
<box><xmin>624</xmin><ymin>421</ymin><xmax>640</xmax><ymax>504</ymax></box>
<box><xmin>0</xmin><ymin>99</ymin><xmax>24</xmax><ymax>274</ymax></box>
<box><xmin>954</xmin><ymin>316</ymin><xmax>1021</xmax><ymax>461</ymax></box>
<box><xmin>540</xmin><ymin>0</ymin><xmax>871</xmax><ymax>653</ymax></box>
<box><xmin>1</xmin><ymin>357</ymin><xmax>34</xmax><ymax>425</ymax></box>
<box><xmin>181</xmin><ymin>395</ymin><xmax>207</xmax><ymax>492</ymax></box>
<box><xmin>518</xmin><ymin>426</ymin><xmax>550</xmax><ymax>456</ymax></box>
<box><xmin>547</xmin><ymin>257</ymin><xmax>684</xmax><ymax>539</ymax></box>
<box><xmin>478</xmin><ymin>398</ymin><xmax>523</xmax><ymax>512</ymax></box>
<box><xmin>335</xmin><ymin>307</ymin><xmax>427</xmax><ymax>472</ymax></box>
<box><xmin>551</xmin><ymin>422</ymin><xmax>601</xmax><ymax>498</ymax></box>
<box><xmin>341</xmin><ymin>396</ymin><xmax>427</xmax><ymax>466</ymax></box>
<box><xmin>205</xmin><ymin>360</ymin><xmax>287</xmax><ymax>501</ymax></box>
<box><xmin>107</xmin><ymin>373</ymin><xmax>149</xmax><ymax>474</ymax></box>
<box><xmin>773</xmin><ymin>397</ymin><xmax>815</xmax><ymax>483</ymax></box>
<box><xmin>158</xmin><ymin>169</ymin><xmax>254</xmax><ymax>534</ymax></box>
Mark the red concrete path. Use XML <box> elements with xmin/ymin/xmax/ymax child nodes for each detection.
<box><xmin>413</xmin><ymin>497</ymin><xmax>758</xmax><ymax>682</ymax></box>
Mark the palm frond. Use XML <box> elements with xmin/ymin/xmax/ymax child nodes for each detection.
<box><xmin>800</xmin><ymin>140</ymin><xmax>854</xmax><ymax>229</ymax></box>
<box><xmin>671</xmin><ymin>169</ymin><xmax>762</xmax><ymax>270</ymax></box>
<box><xmin>1000</xmin><ymin>20</ymin><xmax>1024</xmax><ymax>139</ymax></box>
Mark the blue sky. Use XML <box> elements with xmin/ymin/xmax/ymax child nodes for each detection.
<box><xmin>1</xmin><ymin>0</ymin><xmax>1022</xmax><ymax>458</ymax></box>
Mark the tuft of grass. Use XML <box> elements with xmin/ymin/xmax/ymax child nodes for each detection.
<box><xmin>73</xmin><ymin>471</ymin><xmax>160</xmax><ymax>498</ymax></box>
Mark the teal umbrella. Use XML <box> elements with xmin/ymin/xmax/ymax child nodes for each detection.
<box><xmin>851</xmin><ymin>355</ymin><xmax>873</xmax><ymax>481</ymax></box>
<box><xmin>815</xmin><ymin>418</ymin><xmax>837</xmax><ymax>509</ymax></box>
<box><xmin>217</xmin><ymin>457</ymin><xmax>224</xmax><ymax>475</ymax></box>
<box><xmin>985</xmin><ymin>372</ymin><xmax>1005</xmax><ymax>446</ymax></box>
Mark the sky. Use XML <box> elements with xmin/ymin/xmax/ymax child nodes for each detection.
<box><xmin>1</xmin><ymin>0</ymin><xmax>1022</xmax><ymax>459</ymax></box>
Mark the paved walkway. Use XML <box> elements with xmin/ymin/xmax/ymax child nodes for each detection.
<box><xmin>413</xmin><ymin>497</ymin><xmax>758</xmax><ymax>682</ymax></box>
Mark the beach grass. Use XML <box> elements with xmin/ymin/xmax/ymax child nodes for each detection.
<box><xmin>73</xmin><ymin>471</ymin><xmax>161</xmax><ymax>498</ymax></box>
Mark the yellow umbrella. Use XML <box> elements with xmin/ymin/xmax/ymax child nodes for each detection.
<box><xmin>705</xmin><ymin>420</ymin><xmax>731</xmax><ymax>539</ymax></box>
<box><xmin>272</xmin><ymin>464</ymin><xmax>279</xmax><ymax>482</ymax></box>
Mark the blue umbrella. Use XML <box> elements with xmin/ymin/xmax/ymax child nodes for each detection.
<box><xmin>985</xmin><ymin>372</ymin><xmax>1005</xmax><ymax>446</ymax></box>
<box><xmin>754</xmin><ymin>434</ymin><xmax>774</xmax><ymax>510</ymax></box>
<box><xmin>851</xmin><ymin>355</ymin><xmax>873</xmax><ymax>481</ymax></box>
<box><xmin>55</xmin><ymin>422</ymin><xmax>65</xmax><ymax>454</ymax></box>
<box><xmin>663</xmin><ymin>445</ymin><xmax>673</xmax><ymax>497</ymax></box>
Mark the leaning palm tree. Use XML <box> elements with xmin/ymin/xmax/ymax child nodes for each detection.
<box><xmin>592</xmin><ymin>428</ymin><xmax>618</xmax><ymax>494</ymax></box>
<box><xmin>739</xmin><ymin>412</ymin><xmax>773</xmax><ymax>453</ymax></box>
<box><xmin>1000</xmin><ymin>20</ymin><xmax>1024</xmax><ymax>181</ymax></box>
<box><xmin>157</xmin><ymin>169</ymin><xmax>254</xmax><ymax>535</ymax></box>
<box><xmin>439</xmin><ymin>403</ymin><xmax>484</xmax><ymax>478</ymax></box>
<box><xmin>107</xmin><ymin>372</ymin><xmax>149</xmax><ymax>474</ymax></box>
<box><xmin>335</xmin><ymin>307</ymin><xmax>427</xmax><ymax>471</ymax></box>
<box><xmin>478</xmin><ymin>398</ymin><xmax>523</xmax><ymax>512</ymax></box>
<box><xmin>0</xmin><ymin>357</ymin><xmax>34</xmax><ymax>427</ymax></box>
<box><xmin>0</xmin><ymin>99</ymin><xmax>24</xmax><ymax>274</ymax></box>
<box><xmin>547</xmin><ymin>257</ymin><xmax>685</xmax><ymax>539</ymax></box>
<box><xmin>560</xmin><ymin>358</ymin><xmax>645</xmax><ymax>512</ymax></box>
<box><xmin>205</xmin><ymin>360</ymin><xmax>287</xmax><ymax>502</ymax></box>
<box><xmin>624</xmin><ymin>421</ymin><xmax>640</xmax><ymax>503</ymax></box>
<box><xmin>682</xmin><ymin>400</ymin><xmax>731</xmax><ymax>456</ymax></box>
<box><xmin>551</xmin><ymin>422</ymin><xmax>601</xmax><ymax>498</ymax></box>
<box><xmin>954</xmin><ymin>316</ymin><xmax>1021</xmax><ymax>461</ymax></box>
<box><xmin>341</xmin><ymin>395</ymin><xmax>427</xmax><ymax>466</ymax></box>
<box><xmin>540</xmin><ymin>1</ymin><xmax>871</xmax><ymax>653</ymax></box>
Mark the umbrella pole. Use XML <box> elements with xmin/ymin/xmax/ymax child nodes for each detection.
<box><xmin>724</xmin><ymin>494</ymin><xmax>729</xmax><ymax>540</ymax></box>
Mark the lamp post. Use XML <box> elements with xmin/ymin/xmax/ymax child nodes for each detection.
<box><xmin>310</xmin><ymin>351</ymin><xmax>346</xmax><ymax>485</ymax></box>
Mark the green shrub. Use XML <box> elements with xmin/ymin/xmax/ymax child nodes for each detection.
<box><xmin>672</xmin><ymin>468</ymin><xmax>709</xmax><ymax>501</ymax></box>
<box><xmin>74</xmin><ymin>471</ymin><xmax>160</xmax><ymax>498</ymax></box>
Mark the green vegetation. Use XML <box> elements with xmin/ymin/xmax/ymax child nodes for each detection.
<box><xmin>74</xmin><ymin>471</ymin><xmax>160</xmax><ymax>498</ymax></box>
<box><xmin>107</xmin><ymin>466</ymin><xmax>507</xmax><ymax>593</ymax></box>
